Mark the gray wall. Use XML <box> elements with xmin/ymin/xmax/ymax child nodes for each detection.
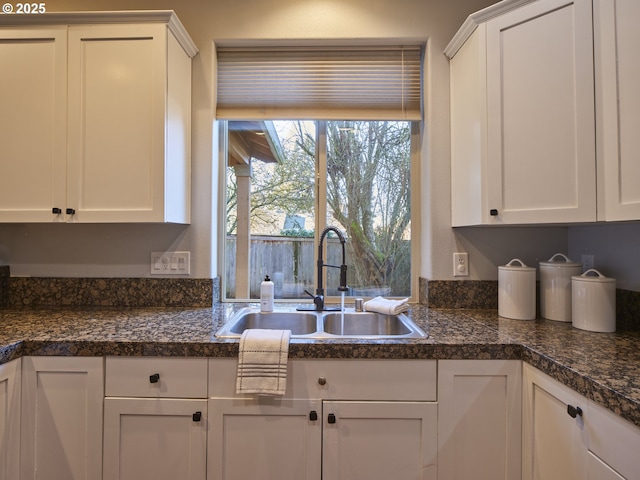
<box><xmin>0</xmin><ymin>0</ymin><xmax>637</xmax><ymax>293</ymax></box>
<box><xmin>569</xmin><ymin>224</ymin><xmax>640</xmax><ymax>291</ymax></box>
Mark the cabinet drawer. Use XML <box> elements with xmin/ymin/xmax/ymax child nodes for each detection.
<box><xmin>588</xmin><ymin>400</ymin><xmax>640</xmax><ymax>480</ymax></box>
<box><xmin>106</xmin><ymin>357</ymin><xmax>208</xmax><ymax>398</ymax></box>
<box><xmin>209</xmin><ymin>358</ymin><xmax>437</xmax><ymax>401</ymax></box>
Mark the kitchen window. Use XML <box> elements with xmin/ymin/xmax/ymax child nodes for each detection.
<box><xmin>217</xmin><ymin>44</ymin><xmax>423</xmax><ymax>302</ymax></box>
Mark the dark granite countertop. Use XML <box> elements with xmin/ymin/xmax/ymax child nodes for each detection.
<box><xmin>1</xmin><ymin>304</ymin><xmax>639</xmax><ymax>428</ymax></box>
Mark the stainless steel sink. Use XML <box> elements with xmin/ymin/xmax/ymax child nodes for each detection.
<box><xmin>215</xmin><ymin>307</ymin><xmax>426</xmax><ymax>339</ymax></box>
<box><xmin>323</xmin><ymin>311</ymin><xmax>414</xmax><ymax>336</ymax></box>
<box><xmin>217</xmin><ymin>310</ymin><xmax>318</xmax><ymax>336</ymax></box>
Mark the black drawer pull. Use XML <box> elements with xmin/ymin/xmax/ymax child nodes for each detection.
<box><xmin>309</xmin><ymin>410</ymin><xmax>318</xmax><ymax>421</ymax></box>
<box><xmin>192</xmin><ymin>411</ymin><xmax>202</xmax><ymax>422</ymax></box>
<box><xmin>149</xmin><ymin>373</ymin><xmax>160</xmax><ymax>384</ymax></box>
<box><xmin>66</xmin><ymin>208</ymin><xmax>76</xmax><ymax>215</ymax></box>
<box><xmin>567</xmin><ymin>405</ymin><xmax>583</xmax><ymax>418</ymax></box>
<box><xmin>327</xmin><ymin>413</ymin><xmax>336</xmax><ymax>424</ymax></box>
<box><xmin>490</xmin><ymin>209</ymin><xmax>499</xmax><ymax>216</ymax></box>
<box><xmin>52</xmin><ymin>207</ymin><xmax>62</xmax><ymax>214</ymax></box>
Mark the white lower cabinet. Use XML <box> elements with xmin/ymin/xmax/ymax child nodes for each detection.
<box><xmin>438</xmin><ymin>360</ymin><xmax>522</xmax><ymax>480</ymax></box>
<box><xmin>586</xmin><ymin>399</ymin><xmax>640</xmax><ymax>480</ymax></box>
<box><xmin>103</xmin><ymin>398</ymin><xmax>207</xmax><ymax>480</ymax></box>
<box><xmin>322</xmin><ymin>400</ymin><xmax>437</xmax><ymax>480</ymax></box>
<box><xmin>103</xmin><ymin>357</ymin><xmax>209</xmax><ymax>480</ymax></box>
<box><xmin>12</xmin><ymin>354</ymin><xmax>640</xmax><ymax>480</ymax></box>
<box><xmin>208</xmin><ymin>397</ymin><xmax>322</xmax><ymax>480</ymax></box>
<box><xmin>20</xmin><ymin>356</ymin><xmax>104</xmax><ymax>480</ymax></box>
<box><xmin>0</xmin><ymin>358</ymin><xmax>21</xmax><ymax>480</ymax></box>
<box><xmin>207</xmin><ymin>358</ymin><xmax>438</xmax><ymax>480</ymax></box>
<box><xmin>523</xmin><ymin>364</ymin><xmax>640</xmax><ymax>480</ymax></box>
<box><xmin>523</xmin><ymin>363</ymin><xmax>589</xmax><ymax>480</ymax></box>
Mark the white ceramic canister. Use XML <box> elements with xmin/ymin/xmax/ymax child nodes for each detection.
<box><xmin>539</xmin><ymin>253</ymin><xmax>582</xmax><ymax>322</ymax></box>
<box><xmin>498</xmin><ymin>258</ymin><xmax>536</xmax><ymax>320</ymax></box>
<box><xmin>571</xmin><ymin>269</ymin><xmax>616</xmax><ymax>332</ymax></box>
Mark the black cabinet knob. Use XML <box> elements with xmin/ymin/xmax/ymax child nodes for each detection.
<box><xmin>490</xmin><ymin>209</ymin><xmax>499</xmax><ymax>216</ymax></box>
<box><xmin>192</xmin><ymin>411</ymin><xmax>202</xmax><ymax>422</ymax></box>
<box><xmin>309</xmin><ymin>410</ymin><xmax>318</xmax><ymax>421</ymax></box>
<box><xmin>567</xmin><ymin>405</ymin><xmax>583</xmax><ymax>418</ymax></box>
<box><xmin>327</xmin><ymin>413</ymin><xmax>336</xmax><ymax>424</ymax></box>
<box><xmin>52</xmin><ymin>207</ymin><xmax>62</xmax><ymax>214</ymax></box>
<box><xmin>149</xmin><ymin>373</ymin><xmax>160</xmax><ymax>384</ymax></box>
<box><xmin>66</xmin><ymin>208</ymin><xmax>76</xmax><ymax>215</ymax></box>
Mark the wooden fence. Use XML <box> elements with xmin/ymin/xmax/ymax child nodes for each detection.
<box><xmin>225</xmin><ymin>235</ymin><xmax>358</xmax><ymax>299</ymax></box>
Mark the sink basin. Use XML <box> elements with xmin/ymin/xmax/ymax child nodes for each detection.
<box><xmin>215</xmin><ymin>307</ymin><xmax>427</xmax><ymax>339</ymax></box>
<box><xmin>216</xmin><ymin>310</ymin><xmax>318</xmax><ymax>337</ymax></box>
<box><xmin>323</xmin><ymin>311</ymin><xmax>415</xmax><ymax>336</ymax></box>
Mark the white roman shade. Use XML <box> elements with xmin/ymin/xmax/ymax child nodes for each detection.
<box><xmin>216</xmin><ymin>45</ymin><xmax>423</xmax><ymax>121</ymax></box>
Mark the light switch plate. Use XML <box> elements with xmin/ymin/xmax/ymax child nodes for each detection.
<box><xmin>151</xmin><ymin>251</ymin><xmax>190</xmax><ymax>275</ymax></box>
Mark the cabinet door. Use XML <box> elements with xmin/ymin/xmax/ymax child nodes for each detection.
<box><xmin>485</xmin><ymin>0</ymin><xmax>596</xmax><ymax>224</ymax></box>
<box><xmin>522</xmin><ymin>363</ymin><xmax>588</xmax><ymax>480</ymax></box>
<box><xmin>322</xmin><ymin>401</ymin><xmax>437</xmax><ymax>480</ymax></box>
<box><xmin>594</xmin><ymin>0</ymin><xmax>640</xmax><ymax>221</ymax></box>
<box><xmin>0</xmin><ymin>28</ymin><xmax>67</xmax><ymax>222</ymax></box>
<box><xmin>208</xmin><ymin>397</ymin><xmax>322</xmax><ymax>480</ymax></box>
<box><xmin>438</xmin><ymin>360</ymin><xmax>521</xmax><ymax>480</ymax></box>
<box><xmin>67</xmin><ymin>24</ymin><xmax>168</xmax><ymax>223</ymax></box>
<box><xmin>20</xmin><ymin>356</ymin><xmax>104</xmax><ymax>480</ymax></box>
<box><xmin>0</xmin><ymin>359</ymin><xmax>21</xmax><ymax>480</ymax></box>
<box><xmin>103</xmin><ymin>398</ymin><xmax>207</xmax><ymax>480</ymax></box>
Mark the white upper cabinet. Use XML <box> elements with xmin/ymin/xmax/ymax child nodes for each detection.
<box><xmin>0</xmin><ymin>12</ymin><xmax>197</xmax><ymax>223</ymax></box>
<box><xmin>0</xmin><ymin>27</ymin><xmax>68</xmax><ymax>222</ymax></box>
<box><xmin>593</xmin><ymin>0</ymin><xmax>640</xmax><ymax>221</ymax></box>
<box><xmin>447</xmin><ymin>0</ymin><xmax>597</xmax><ymax>225</ymax></box>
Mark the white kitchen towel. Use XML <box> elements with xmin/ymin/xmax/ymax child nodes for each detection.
<box><xmin>363</xmin><ymin>296</ymin><xmax>410</xmax><ymax>315</ymax></box>
<box><xmin>236</xmin><ymin>329</ymin><xmax>291</xmax><ymax>396</ymax></box>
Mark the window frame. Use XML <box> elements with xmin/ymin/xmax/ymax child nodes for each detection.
<box><xmin>218</xmin><ymin>120</ymin><xmax>421</xmax><ymax>304</ymax></box>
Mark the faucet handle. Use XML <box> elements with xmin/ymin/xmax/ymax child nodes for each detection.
<box><xmin>313</xmin><ymin>295</ymin><xmax>324</xmax><ymax>311</ymax></box>
<box><xmin>338</xmin><ymin>264</ymin><xmax>349</xmax><ymax>292</ymax></box>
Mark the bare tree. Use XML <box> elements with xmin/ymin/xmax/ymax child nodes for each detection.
<box><xmin>226</xmin><ymin>120</ymin><xmax>412</xmax><ymax>296</ymax></box>
<box><xmin>326</xmin><ymin>121</ymin><xmax>411</xmax><ymax>295</ymax></box>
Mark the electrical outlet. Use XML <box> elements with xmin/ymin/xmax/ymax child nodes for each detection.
<box><xmin>453</xmin><ymin>252</ymin><xmax>469</xmax><ymax>277</ymax></box>
<box><xmin>151</xmin><ymin>251</ymin><xmax>190</xmax><ymax>275</ymax></box>
<box><xmin>581</xmin><ymin>254</ymin><xmax>594</xmax><ymax>271</ymax></box>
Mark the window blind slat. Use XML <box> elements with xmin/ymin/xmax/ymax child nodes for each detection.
<box><xmin>216</xmin><ymin>46</ymin><xmax>423</xmax><ymax>121</ymax></box>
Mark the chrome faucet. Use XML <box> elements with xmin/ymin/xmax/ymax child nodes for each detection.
<box><xmin>300</xmin><ymin>226</ymin><xmax>348</xmax><ymax>311</ymax></box>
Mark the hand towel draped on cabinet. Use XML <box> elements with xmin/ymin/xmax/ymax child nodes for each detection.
<box><xmin>236</xmin><ymin>329</ymin><xmax>291</xmax><ymax>396</ymax></box>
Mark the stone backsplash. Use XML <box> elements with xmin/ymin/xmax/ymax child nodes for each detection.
<box><xmin>3</xmin><ymin>272</ymin><xmax>220</xmax><ymax>308</ymax></box>
<box><xmin>419</xmin><ymin>277</ymin><xmax>640</xmax><ymax>330</ymax></box>
<box><xmin>2</xmin><ymin>271</ymin><xmax>637</xmax><ymax>329</ymax></box>
<box><xmin>420</xmin><ymin>279</ymin><xmax>498</xmax><ymax>309</ymax></box>
<box><xmin>0</xmin><ymin>266</ymin><xmax>8</xmax><ymax>307</ymax></box>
